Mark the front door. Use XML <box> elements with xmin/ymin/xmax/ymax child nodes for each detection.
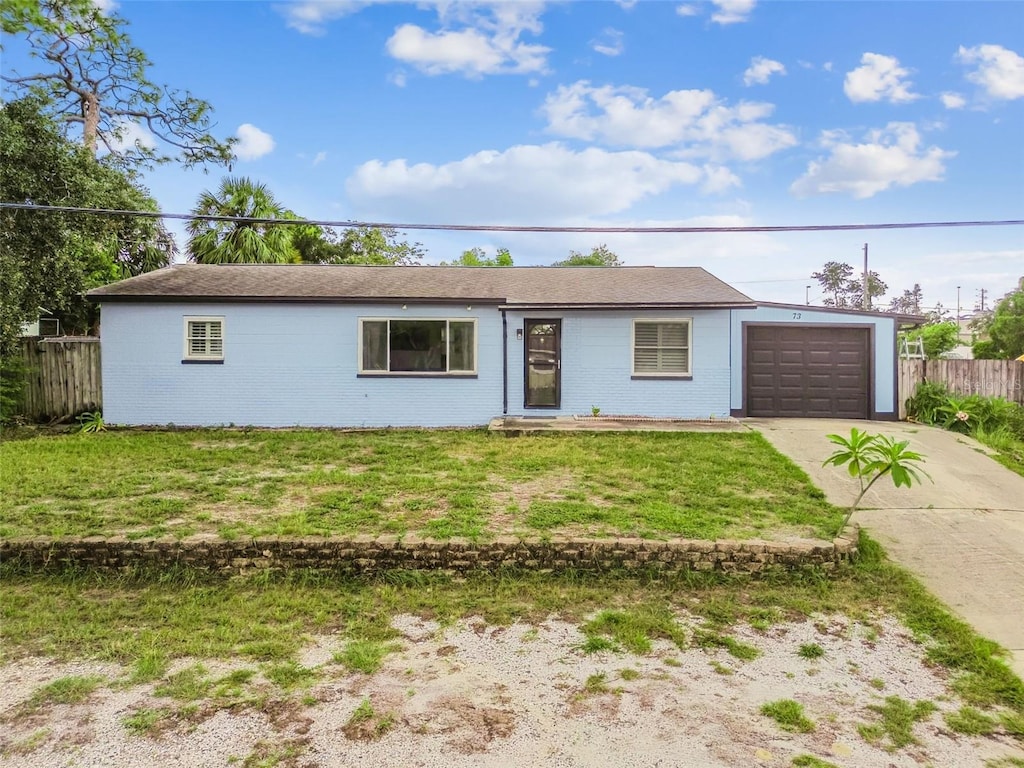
<box><xmin>524</xmin><ymin>320</ymin><xmax>560</xmax><ymax>408</ymax></box>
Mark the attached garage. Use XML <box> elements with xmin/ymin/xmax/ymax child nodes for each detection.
<box><xmin>729</xmin><ymin>304</ymin><xmax>915</xmax><ymax>421</ymax></box>
<box><xmin>745</xmin><ymin>325</ymin><xmax>870</xmax><ymax>418</ymax></box>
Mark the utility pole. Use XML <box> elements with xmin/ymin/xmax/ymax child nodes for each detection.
<box><xmin>861</xmin><ymin>243</ymin><xmax>869</xmax><ymax>310</ymax></box>
<box><xmin>977</xmin><ymin>287</ymin><xmax>988</xmax><ymax>312</ymax></box>
<box><xmin>805</xmin><ymin>285</ymin><xmax>811</xmax><ymax>305</ymax></box>
<box><xmin>956</xmin><ymin>286</ymin><xmax>961</xmax><ymax>336</ymax></box>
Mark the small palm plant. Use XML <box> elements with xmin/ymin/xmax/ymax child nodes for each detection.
<box><xmin>823</xmin><ymin>428</ymin><xmax>931</xmax><ymax>530</ymax></box>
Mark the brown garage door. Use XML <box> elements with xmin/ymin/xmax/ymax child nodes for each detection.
<box><xmin>746</xmin><ymin>326</ymin><xmax>870</xmax><ymax>418</ymax></box>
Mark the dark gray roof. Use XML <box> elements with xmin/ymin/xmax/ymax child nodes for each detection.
<box><xmin>88</xmin><ymin>264</ymin><xmax>755</xmax><ymax>308</ymax></box>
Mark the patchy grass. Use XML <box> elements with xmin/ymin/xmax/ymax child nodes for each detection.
<box><xmin>15</xmin><ymin>675</ymin><xmax>104</xmax><ymax>715</ymax></box>
<box><xmin>761</xmin><ymin>699</ymin><xmax>815</xmax><ymax>732</ymax></box>
<box><xmin>943</xmin><ymin>706</ymin><xmax>998</xmax><ymax>736</ymax></box>
<box><xmin>792</xmin><ymin>756</ymin><xmax>839</xmax><ymax>768</ymax></box>
<box><xmin>0</xmin><ymin>429</ymin><xmax>843</xmax><ymax>541</ymax></box>
<box><xmin>262</xmin><ymin>661</ymin><xmax>318</xmax><ymax>691</ymax></box>
<box><xmin>857</xmin><ymin>696</ymin><xmax>937</xmax><ymax>750</ymax></box>
<box><xmin>1</xmin><ymin>532</ymin><xmax>1022</xmax><ymax>721</ymax></box>
<box><xmin>153</xmin><ymin>664</ymin><xmax>212</xmax><ymax>702</ymax></box>
<box><xmin>333</xmin><ymin>639</ymin><xmax>399</xmax><ymax>675</ymax></box>
<box><xmin>343</xmin><ymin>698</ymin><xmax>394</xmax><ymax>741</ymax></box>
<box><xmin>123</xmin><ymin>707</ymin><xmax>171</xmax><ymax>737</ymax></box>
<box><xmin>693</xmin><ymin>630</ymin><xmax>760</xmax><ymax>661</ymax></box>
<box><xmin>797</xmin><ymin>643</ymin><xmax>825</xmax><ymax>660</ymax></box>
<box><xmin>581</xmin><ymin>607</ymin><xmax>688</xmax><ymax>655</ymax></box>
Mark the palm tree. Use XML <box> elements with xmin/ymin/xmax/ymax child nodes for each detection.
<box><xmin>186</xmin><ymin>176</ymin><xmax>294</xmax><ymax>263</ymax></box>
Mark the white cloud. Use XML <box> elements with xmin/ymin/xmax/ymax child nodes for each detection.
<box><xmin>346</xmin><ymin>143</ymin><xmax>709</xmax><ymax>222</ymax></box>
<box><xmin>541</xmin><ymin>81</ymin><xmax>797</xmax><ymax>161</ymax></box>
<box><xmin>791</xmin><ymin>122</ymin><xmax>954</xmax><ymax>199</ymax></box>
<box><xmin>823</xmin><ymin>61</ymin><xmax>833</xmax><ymax>72</ymax></box>
<box><xmin>844</xmin><ymin>52</ymin><xmax>919</xmax><ymax>103</ymax></box>
<box><xmin>591</xmin><ymin>28</ymin><xmax>624</xmax><ymax>57</ymax></box>
<box><xmin>957</xmin><ymin>44</ymin><xmax>1024</xmax><ymax>100</ymax></box>
<box><xmin>388</xmin><ymin>70</ymin><xmax>408</xmax><ymax>87</ymax></box>
<box><xmin>103</xmin><ymin>119</ymin><xmax>156</xmax><ymax>154</ymax></box>
<box><xmin>940</xmin><ymin>91</ymin><xmax>966</xmax><ymax>109</ymax></box>
<box><xmin>701</xmin><ymin>165</ymin><xmax>742</xmax><ymax>194</ymax></box>
<box><xmin>313</xmin><ymin>151</ymin><xmax>328</xmax><ymax>166</ymax></box>
<box><xmin>743</xmin><ymin>56</ymin><xmax>786</xmax><ymax>86</ymax></box>
<box><xmin>711</xmin><ymin>0</ymin><xmax>756</xmax><ymax>25</ymax></box>
<box><xmin>616</xmin><ymin>0</ymin><xmax>638</xmax><ymax>9</ymax></box>
<box><xmin>676</xmin><ymin>4</ymin><xmax>700</xmax><ymax>17</ymax></box>
<box><xmin>385</xmin><ymin>3</ymin><xmax>550</xmax><ymax>77</ymax></box>
<box><xmin>278</xmin><ymin>0</ymin><xmax>374</xmax><ymax>35</ymax></box>
<box><xmin>235</xmin><ymin>124</ymin><xmax>275</xmax><ymax>160</ymax></box>
<box><xmin>92</xmin><ymin>0</ymin><xmax>118</xmax><ymax>13</ymax></box>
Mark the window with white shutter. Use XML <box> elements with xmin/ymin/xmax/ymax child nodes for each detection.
<box><xmin>632</xmin><ymin>320</ymin><xmax>691</xmax><ymax>376</ymax></box>
<box><xmin>183</xmin><ymin>317</ymin><xmax>225</xmax><ymax>362</ymax></box>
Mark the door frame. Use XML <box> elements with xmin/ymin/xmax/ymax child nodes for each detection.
<box><xmin>523</xmin><ymin>318</ymin><xmax>561</xmax><ymax>409</ymax></box>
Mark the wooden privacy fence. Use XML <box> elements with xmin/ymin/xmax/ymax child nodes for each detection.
<box><xmin>898</xmin><ymin>359</ymin><xmax>1024</xmax><ymax>418</ymax></box>
<box><xmin>19</xmin><ymin>337</ymin><xmax>102</xmax><ymax>421</ymax></box>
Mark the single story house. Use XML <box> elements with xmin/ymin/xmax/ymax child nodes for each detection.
<box><xmin>88</xmin><ymin>264</ymin><xmax>919</xmax><ymax>427</ymax></box>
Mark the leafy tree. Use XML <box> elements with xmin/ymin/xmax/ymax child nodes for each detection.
<box><xmin>976</xmin><ymin>287</ymin><xmax>1024</xmax><ymax>359</ymax></box>
<box><xmin>186</xmin><ymin>177</ymin><xmax>295</xmax><ymax>264</ymax></box>
<box><xmin>811</xmin><ymin>261</ymin><xmax>855</xmax><ymax>307</ymax></box>
<box><xmin>811</xmin><ymin>261</ymin><xmax>886</xmax><ymax>309</ymax></box>
<box><xmin>901</xmin><ymin>322</ymin><xmax>960</xmax><ymax>359</ymax></box>
<box><xmin>331</xmin><ymin>226</ymin><xmax>425</xmax><ymax>265</ymax></box>
<box><xmin>2</xmin><ymin>0</ymin><xmax>233</xmax><ymax>169</ymax></box>
<box><xmin>1</xmin><ymin>98</ymin><xmax>173</xmax><ymax>352</ymax></box>
<box><xmin>888</xmin><ymin>284</ymin><xmax>924</xmax><ymax>314</ymax></box>
<box><xmin>286</xmin><ymin>223</ymin><xmax>425</xmax><ymax>266</ymax></box>
<box><xmin>552</xmin><ymin>244</ymin><xmax>622</xmax><ymax>267</ymax></box>
<box><xmin>441</xmin><ymin>247</ymin><xmax>513</xmax><ymax>266</ymax></box>
<box><xmin>846</xmin><ymin>271</ymin><xmax>888</xmax><ymax>310</ymax></box>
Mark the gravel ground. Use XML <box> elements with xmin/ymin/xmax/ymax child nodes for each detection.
<box><xmin>1</xmin><ymin>613</ymin><xmax>1022</xmax><ymax>768</ymax></box>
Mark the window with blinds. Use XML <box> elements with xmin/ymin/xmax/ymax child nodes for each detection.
<box><xmin>184</xmin><ymin>317</ymin><xmax>224</xmax><ymax>361</ymax></box>
<box><xmin>632</xmin><ymin>320</ymin><xmax>690</xmax><ymax>375</ymax></box>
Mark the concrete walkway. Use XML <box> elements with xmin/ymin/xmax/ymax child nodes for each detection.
<box><xmin>749</xmin><ymin>418</ymin><xmax>1024</xmax><ymax>679</ymax></box>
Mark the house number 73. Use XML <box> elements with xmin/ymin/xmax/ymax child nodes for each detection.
<box><xmin>792</xmin><ymin>312</ymin><xmax>802</xmax><ymax>319</ymax></box>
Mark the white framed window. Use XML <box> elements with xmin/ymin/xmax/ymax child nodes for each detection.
<box><xmin>359</xmin><ymin>318</ymin><xmax>476</xmax><ymax>375</ymax></box>
<box><xmin>183</xmin><ymin>316</ymin><xmax>224</xmax><ymax>361</ymax></box>
<box><xmin>632</xmin><ymin>319</ymin><xmax>691</xmax><ymax>376</ymax></box>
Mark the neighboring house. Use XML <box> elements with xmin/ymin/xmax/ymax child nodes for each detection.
<box><xmin>88</xmin><ymin>265</ymin><xmax>919</xmax><ymax>427</ymax></box>
<box><xmin>19</xmin><ymin>308</ymin><xmax>60</xmax><ymax>338</ymax></box>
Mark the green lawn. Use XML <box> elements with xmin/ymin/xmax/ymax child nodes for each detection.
<box><xmin>0</xmin><ymin>428</ymin><xmax>842</xmax><ymax>541</ymax></box>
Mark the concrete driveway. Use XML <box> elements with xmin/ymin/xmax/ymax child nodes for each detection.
<box><xmin>748</xmin><ymin>418</ymin><xmax>1024</xmax><ymax>679</ymax></box>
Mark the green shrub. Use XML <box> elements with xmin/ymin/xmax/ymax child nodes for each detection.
<box><xmin>0</xmin><ymin>354</ymin><xmax>28</xmax><ymax>424</ymax></box>
<box><xmin>904</xmin><ymin>381</ymin><xmax>950</xmax><ymax>425</ymax></box>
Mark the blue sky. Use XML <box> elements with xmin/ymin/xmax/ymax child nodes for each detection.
<box><xmin>5</xmin><ymin>0</ymin><xmax>1023</xmax><ymax>312</ymax></box>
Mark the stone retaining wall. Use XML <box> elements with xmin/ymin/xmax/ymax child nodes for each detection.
<box><xmin>0</xmin><ymin>527</ymin><xmax>858</xmax><ymax>578</ymax></box>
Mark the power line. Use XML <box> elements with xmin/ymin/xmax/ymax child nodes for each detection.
<box><xmin>2</xmin><ymin>201</ymin><xmax>1023</xmax><ymax>234</ymax></box>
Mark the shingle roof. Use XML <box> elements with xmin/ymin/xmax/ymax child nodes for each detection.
<box><xmin>88</xmin><ymin>264</ymin><xmax>755</xmax><ymax>308</ymax></box>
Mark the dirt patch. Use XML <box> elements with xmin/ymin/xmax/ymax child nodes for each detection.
<box><xmin>1</xmin><ymin>617</ymin><xmax>1022</xmax><ymax>767</ymax></box>
<box><xmin>488</xmin><ymin>472</ymin><xmax>578</xmax><ymax>511</ymax></box>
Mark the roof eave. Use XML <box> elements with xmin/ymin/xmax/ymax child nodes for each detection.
<box><xmin>90</xmin><ymin>294</ymin><xmax>507</xmax><ymax>305</ymax></box>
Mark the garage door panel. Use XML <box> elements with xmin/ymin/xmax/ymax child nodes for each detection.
<box><xmin>747</xmin><ymin>326</ymin><xmax>870</xmax><ymax>418</ymax></box>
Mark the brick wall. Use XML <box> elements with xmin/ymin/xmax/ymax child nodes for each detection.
<box><xmin>0</xmin><ymin>527</ymin><xmax>859</xmax><ymax>578</ymax></box>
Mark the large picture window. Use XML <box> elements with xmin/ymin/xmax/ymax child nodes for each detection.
<box><xmin>360</xmin><ymin>318</ymin><xmax>476</xmax><ymax>375</ymax></box>
<box><xmin>632</xmin><ymin>319</ymin><xmax>691</xmax><ymax>376</ymax></box>
<box><xmin>183</xmin><ymin>317</ymin><xmax>224</xmax><ymax>361</ymax></box>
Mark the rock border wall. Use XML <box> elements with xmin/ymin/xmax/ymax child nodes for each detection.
<box><xmin>1</xmin><ymin>527</ymin><xmax>859</xmax><ymax>577</ymax></box>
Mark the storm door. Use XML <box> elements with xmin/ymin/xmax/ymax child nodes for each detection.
<box><xmin>524</xmin><ymin>320</ymin><xmax>561</xmax><ymax>408</ymax></box>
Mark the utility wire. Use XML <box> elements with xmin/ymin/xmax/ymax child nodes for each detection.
<box><xmin>2</xmin><ymin>202</ymin><xmax>1023</xmax><ymax>234</ymax></box>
